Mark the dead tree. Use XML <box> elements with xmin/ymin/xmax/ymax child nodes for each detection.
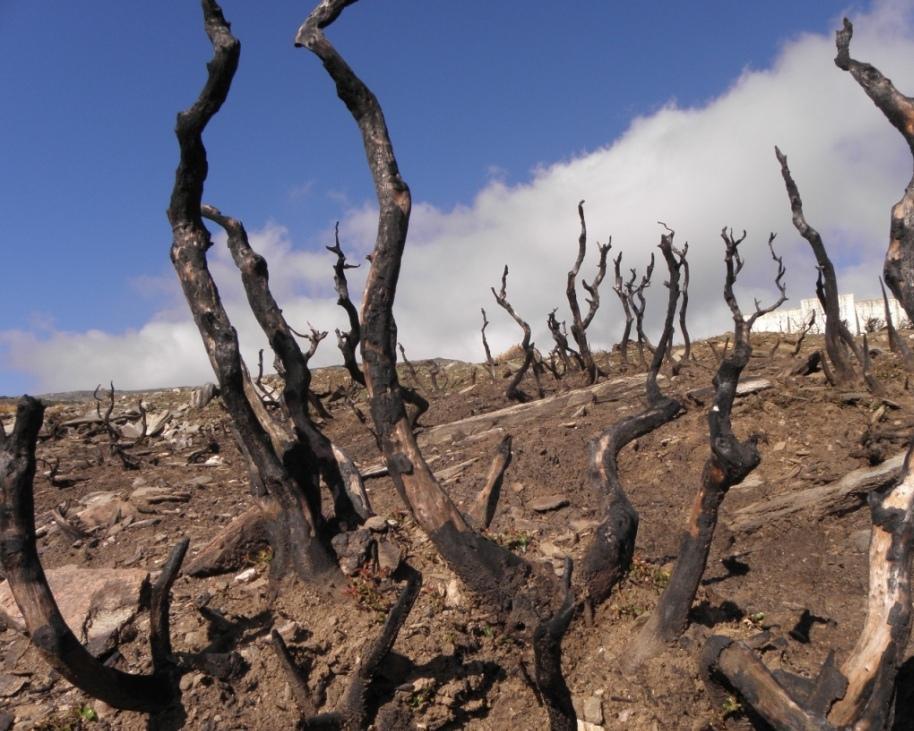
<box><xmin>169</xmin><ymin>0</ymin><xmax>357</xmax><ymax>582</ymax></box>
<box><xmin>881</xmin><ymin>276</ymin><xmax>914</xmax><ymax>371</ymax></box>
<box><xmin>0</xmin><ymin>397</ymin><xmax>240</xmax><ymax>713</ymax></box>
<box><xmin>627</xmin><ymin>254</ymin><xmax>657</xmax><ymax>368</ymax></box>
<box><xmin>93</xmin><ymin>382</ymin><xmax>140</xmax><ymax>470</ymax></box>
<box><xmin>776</xmin><ymin>146</ymin><xmax>863</xmax><ymax>384</ymax></box>
<box><xmin>480</xmin><ymin>307</ymin><xmax>497</xmax><ymax>381</ymax></box>
<box><xmin>702</xmin><ymin>439</ymin><xmax>914</xmax><ymax>729</ymax></box>
<box><xmin>612</xmin><ymin>252</ymin><xmax>636</xmax><ymax>367</ymax></box>
<box><xmin>836</xmin><ymin>18</ymin><xmax>914</xmax><ymax>326</ymax></box>
<box><xmin>581</xmin><ymin>229</ymin><xmax>685</xmax><ymax>607</ymax></box>
<box><xmin>200</xmin><ymin>204</ymin><xmax>369</xmax><ymax>527</ymax></box>
<box><xmin>296</xmin><ymin>3</ymin><xmax>577</xmax><ymax>725</ymax></box>
<box><xmin>492</xmin><ymin>265</ymin><xmax>544</xmax><ymax>403</ymax></box>
<box><xmin>566</xmin><ymin>201</ymin><xmax>610</xmax><ymax>383</ymax></box>
<box><xmin>546</xmin><ymin>308</ymin><xmax>583</xmax><ymax>374</ymax></box>
<box><xmin>327</xmin><ymin>222</ymin><xmax>429</xmax><ymax>425</ymax></box>
<box><xmin>628</xmin><ymin>231</ymin><xmax>786</xmax><ymax>668</ymax></box>
<box><xmin>672</xmin><ymin>243</ymin><xmax>691</xmax><ymax>374</ymax></box>
<box><xmin>791</xmin><ymin>310</ymin><xmax>817</xmax><ymax>356</ymax></box>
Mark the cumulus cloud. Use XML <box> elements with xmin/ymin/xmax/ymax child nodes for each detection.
<box><xmin>4</xmin><ymin>2</ymin><xmax>914</xmax><ymax>392</ymax></box>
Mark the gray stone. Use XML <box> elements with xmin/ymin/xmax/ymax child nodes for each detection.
<box><xmin>364</xmin><ymin>515</ymin><xmax>389</xmax><ymax>533</ymax></box>
<box><xmin>0</xmin><ymin>566</ymin><xmax>148</xmax><ymax>654</ymax></box>
<box><xmin>331</xmin><ymin>528</ymin><xmax>372</xmax><ymax>576</ymax></box>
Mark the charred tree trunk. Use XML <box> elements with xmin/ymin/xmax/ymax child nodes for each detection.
<box><xmin>492</xmin><ymin>265</ymin><xmax>543</xmax><ymax>403</ymax></box>
<box><xmin>776</xmin><ymin>146</ymin><xmax>860</xmax><ymax>384</ymax></box>
<box><xmin>202</xmin><ymin>204</ymin><xmax>369</xmax><ymax>526</ymax></box>
<box><xmin>296</xmin><ymin>2</ymin><xmax>575</xmax><ymax>726</ymax></box>
<box><xmin>480</xmin><ymin>307</ymin><xmax>498</xmax><ymax>382</ymax></box>
<box><xmin>326</xmin><ymin>221</ymin><xmax>363</xmax><ymax>386</ymax></box>
<box><xmin>628</xmin><ymin>255</ymin><xmax>656</xmax><ymax>368</ymax></box>
<box><xmin>566</xmin><ymin>201</ymin><xmax>610</xmax><ymax>384</ymax></box>
<box><xmin>0</xmin><ymin>397</ymin><xmax>224</xmax><ymax>712</ymax></box>
<box><xmin>612</xmin><ymin>253</ymin><xmax>635</xmax><ymax>367</ymax></box>
<box><xmin>836</xmin><ymin>18</ymin><xmax>914</xmax><ymax>325</ymax></box>
<box><xmin>168</xmin><ymin>0</ymin><xmax>337</xmax><ymax>581</ymax></box>
<box><xmin>547</xmin><ymin>309</ymin><xmax>583</xmax><ymax>374</ymax></box>
<box><xmin>628</xmin><ymin>231</ymin><xmax>786</xmax><ymax>668</ymax></box>
<box><xmin>881</xmin><ymin>277</ymin><xmax>914</xmax><ymax>371</ymax></box>
<box><xmin>581</xmin><ymin>229</ymin><xmax>684</xmax><ymax>607</ymax></box>
<box><xmin>672</xmin><ymin>243</ymin><xmax>691</xmax><ymax>374</ymax></box>
<box><xmin>702</xmin><ymin>438</ymin><xmax>914</xmax><ymax>729</ymax></box>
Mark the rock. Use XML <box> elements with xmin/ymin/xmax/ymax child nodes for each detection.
<box><xmin>582</xmin><ymin>696</ymin><xmax>604</xmax><ymax>724</ymax></box>
<box><xmin>0</xmin><ymin>711</ymin><xmax>12</xmax><ymax>731</ymax></box>
<box><xmin>445</xmin><ymin>579</ymin><xmax>465</xmax><ymax>608</ymax></box>
<box><xmin>738</xmin><ymin>473</ymin><xmax>764</xmax><ymax>489</ymax></box>
<box><xmin>364</xmin><ymin>515</ymin><xmax>389</xmax><ymax>533</ymax></box>
<box><xmin>376</xmin><ymin>537</ymin><xmax>402</xmax><ymax>573</ymax></box>
<box><xmin>772</xmin><ymin>441</ymin><xmax>786</xmax><ymax>452</ymax></box>
<box><xmin>571</xmin><ymin>405</ymin><xmax>588</xmax><ymax>418</ymax></box>
<box><xmin>510</xmin><ymin>481</ymin><xmax>525</xmax><ymax>493</ymax></box>
<box><xmin>233</xmin><ymin>568</ymin><xmax>257</xmax><ymax>584</ymax></box>
<box><xmin>189</xmin><ymin>475</ymin><xmax>214</xmax><ymax>488</ymax></box>
<box><xmin>331</xmin><ymin>528</ymin><xmax>372</xmax><ymax>576</ymax></box>
<box><xmin>204</xmin><ymin>455</ymin><xmax>225</xmax><ymax>467</ymax></box>
<box><xmin>191</xmin><ymin>383</ymin><xmax>219</xmax><ymax>410</ymax></box>
<box><xmin>530</xmin><ymin>495</ymin><xmax>570</xmax><ymax>513</ymax></box>
<box><xmin>76</xmin><ymin>493</ymin><xmax>137</xmax><ymax>529</ymax></box>
<box><xmin>0</xmin><ymin>674</ymin><xmax>26</xmax><ymax>698</ymax></box>
<box><xmin>0</xmin><ymin>566</ymin><xmax>148</xmax><ymax>654</ymax></box>
<box><xmin>130</xmin><ymin>486</ymin><xmax>191</xmax><ymax>513</ymax></box>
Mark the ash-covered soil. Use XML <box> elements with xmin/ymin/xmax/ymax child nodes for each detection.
<box><xmin>2</xmin><ymin>331</ymin><xmax>913</xmax><ymax>730</ymax></box>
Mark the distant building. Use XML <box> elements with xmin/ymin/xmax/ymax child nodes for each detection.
<box><xmin>753</xmin><ymin>293</ymin><xmax>907</xmax><ymax>335</ymax></box>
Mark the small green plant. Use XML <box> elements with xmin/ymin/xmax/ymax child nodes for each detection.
<box><xmin>628</xmin><ymin>558</ymin><xmax>671</xmax><ymax>591</ymax></box>
<box><xmin>494</xmin><ymin>530</ymin><xmax>532</xmax><ymax>554</ymax></box>
<box><xmin>615</xmin><ymin>602</ymin><xmax>647</xmax><ymax>620</ymax></box>
<box><xmin>409</xmin><ymin>686</ymin><xmax>435</xmax><ymax>709</ymax></box>
<box><xmin>721</xmin><ymin>695</ymin><xmax>742</xmax><ymax>717</ymax></box>
<box><xmin>77</xmin><ymin>707</ymin><xmax>98</xmax><ymax>723</ymax></box>
<box><xmin>746</xmin><ymin>611</ymin><xmax>766</xmax><ymax>627</ymax></box>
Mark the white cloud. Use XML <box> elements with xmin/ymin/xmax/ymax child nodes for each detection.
<box><xmin>5</xmin><ymin>2</ymin><xmax>914</xmax><ymax>392</ymax></box>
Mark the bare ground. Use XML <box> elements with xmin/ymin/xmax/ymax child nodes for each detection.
<box><xmin>2</xmin><ymin>330</ymin><xmax>913</xmax><ymax>730</ymax></box>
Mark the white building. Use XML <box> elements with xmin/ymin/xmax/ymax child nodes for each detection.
<box><xmin>754</xmin><ymin>293</ymin><xmax>907</xmax><ymax>335</ymax></box>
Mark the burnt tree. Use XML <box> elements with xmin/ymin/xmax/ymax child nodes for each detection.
<box><xmin>296</xmin><ymin>1</ymin><xmax>577</xmax><ymax>726</ymax></box>
<box><xmin>776</xmin><ymin>146</ymin><xmax>862</xmax><ymax>384</ymax></box>
<box><xmin>492</xmin><ymin>265</ymin><xmax>545</xmax><ymax>403</ymax></box>
<box><xmin>672</xmin><ymin>242</ymin><xmax>692</xmax><ymax>374</ymax></box>
<box><xmin>628</xmin><ymin>254</ymin><xmax>657</xmax><ymax>368</ymax></box>
<box><xmin>581</xmin><ymin>229</ymin><xmax>685</xmax><ymax>607</ymax></box>
<box><xmin>881</xmin><ymin>277</ymin><xmax>914</xmax><ymax>371</ymax></box>
<box><xmin>612</xmin><ymin>252</ymin><xmax>636</xmax><ymax>367</ymax></box>
<box><xmin>0</xmin><ymin>397</ymin><xmax>241</xmax><ymax>714</ymax></box>
<box><xmin>628</xmin><ymin>231</ymin><xmax>786</xmax><ymax>668</ymax></box>
<box><xmin>547</xmin><ymin>308</ymin><xmax>583</xmax><ymax>375</ymax></box>
<box><xmin>836</xmin><ymin>18</ymin><xmax>914</xmax><ymax>324</ymax></box>
<box><xmin>566</xmin><ymin>201</ymin><xmax>611</xmax><ymax>383</ymax></box>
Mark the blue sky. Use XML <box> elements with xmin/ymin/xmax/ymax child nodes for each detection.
<box><xmin>1</xmin><ymin>0</ymin><xmax>910</xmax><ymax>394</ymax></box>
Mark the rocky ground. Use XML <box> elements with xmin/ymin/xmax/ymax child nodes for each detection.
<box><xmin>2</xmin><ymin>330</ymin><xmax>913</xmax><ymax>730</ymax></box>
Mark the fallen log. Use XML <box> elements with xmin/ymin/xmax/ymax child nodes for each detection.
<box><xmin>726</xmin><ymin>451</ymin><xmax>905</xmax><ymax>534</ymax></box>
<box><xmin>419</xmin><ymin>372</ymin><xmax>657</xmax><ymax>447</ymax></box>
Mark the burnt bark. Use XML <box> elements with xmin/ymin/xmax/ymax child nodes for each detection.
<box><xmin>836</xmin><ymin>18</ymin><xmax>914</xmax><ymax>325</ymax></box>
<box><xmin>776</xmin><ymin>146</ymin><xmax>860</xmax><ymax>383</ymax></box>
<box><xmin>673</xmin><ymin>243</ymin><xmax>691</xmax><ymax>374</ymax></box>
<box><xmin>881</xmin><ymin>276</ymin><xmax>914</xmax><ymax>371</ymax></box>
<box><xmin>628</xmin><ymin>255</ymin><xmax>656</xmax><ymax>368</ymax></box>
<box><xmin>611</xmin><ymin>253</ymin><xmax>636</xmax><ymax>367</ymax></box>
<box><xmin>202</xmin><ymin>204</ymin><xmax>368</xmax><ymax>526</ymax></box>
<box><xmin>628</xmin><ymin>230</ymin><xmax>786</xmax><ymax>668</ymax></box>
<box><xmin>581</xmin><ymin>230</ymin><xmax>684</xmax><ymax>606</ymax></box>
<box><xmin>492</xmin><ymin>265</ymin><xmax>543</xmax><ymax>403</ymax></box>
<box><xmin>566</xmin><ymin>201</ymin><xmax>610</xmax><ymax>383</ymax></box>
<box><xmin>296</xmin><ymin>3</ymin><xmax>575</xmax><ymax>725</ymax></box>
<box><xmin>0</xmin><ymin>397</ymin><xmax>182</xmax><ymax>711</ymax></box>
<box><xmin>326</xmin><ymin>221</ymin><xmax>364</xmax><ymax>386</ymax></box>
<box><xmin>703</xmin><ymin>439</ymin><xmax>914</xmax><ymax>729</ymax></box>
<box><xmin>168</xmin><ymin>0</ymin><xmax>336</xmax><ymax>581</ymax></box>
<box><xmin>547</xmin><ymin>309</ymin><xmax>583</xmax><ymax>374</ymax></box>
<box><xmin>480</xmin><ymin>307</ymin><xmax>498</xmax><ymax>382</ymax></box>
